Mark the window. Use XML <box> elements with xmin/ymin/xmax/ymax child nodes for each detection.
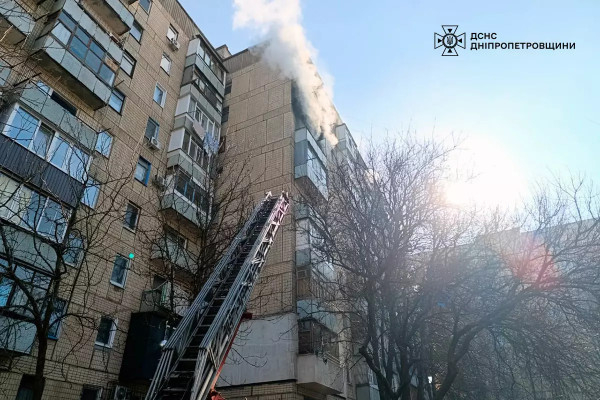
<box><xmin>50</xmin><ymin>91</ymin><xmax>77</xmax><ymax>116</ymax></box>
<box><xmin>144</xmin><ymin>118</ymin><xmax>159</xmax><ymax>140</ymax></box>
<box><xmin>224</xmin><ymin>82</ymin><xmax>232</xmax><ymax>95</ymax></box>
<box><xmin>64</xmin><ymin>233</ymin><xmax>84</xmax><ymax>265</ymax></box>
<box><xmin>120</xmin><ymin>51</ymin><xmax>136</xmax><ymax>77</ymax></box>
<box><xmin>130</xmin><ymin>20</ymin><xmax>143</xmax><ymax>42</ymax></box>
<box><xmin>95</xmin><ymin>316</ymin><xmax>116</xmax><ymax>347</ymax></box>
<box><xmin>48</xmin><ymin>298</ymin><xmax>66</xmax><ymax>339</ymax></box>
<box><xmin>174</xmin><ymin>171</ymin><xmax>209</xmax><ymax>211</ymax></box>
<box><xmin>0</xmin><ymin>258</ymin><xmax>51</xmax><ymax>318</ymax></box>
<box><xmin>80</xmin><ymin>386</ymin><xmax>102</xmax><ymax>400</ymax></box>
<box><xmin>166</xmin><ymin>25</ymin><xmax>178</xmax><ymax>41</ymax></box>
<box><xmin>108</xmin><ymin>90</ymin><xmax>124</xmax><ymax>113</ymax></box>
<box><xmin>139</xmin><ymin>0</ymin><xmax>151</xmax><ymax>13</ymax></box>
<box><xmin>123</xmin><ymin>202</ymin><xmax>139</xmax><ymax>230</ymax></box>
<box><xmin>51</xmin><ymin>12</ymin><xmax>117</xmax><ymax>85</ymax></box>
<box><xmin>5</xmin><ymin>106</ymin><xmax>41</xmax><ymax>148</ymax></box>
<box><xmin>134</xmin><ymin>157</ymin><xmax>151</xmax><ymax>185</ymax></box>
<box><xmin>160</xmin><ymin>54</ymin><xmax>171</xmax><ymax>73</ymax></box>
<box><xmin>182</xmin><ymin>131</ymin><xmax>210</xmax><ymax>170</ymax></box>
<box><xmin>110</xmin><ymin>255</ymin><xmax>129</xmax><ymax>287</ymax></box>
<box><xmin>82</xmin><ymin>179</ymin><xmax>100</xmax><ymax>208</ymax></box>
<box><xmin>189</xmin><ymin>67</ymin><xmax>224</xmax><ymax>111</ymax></box>
<box><xmin>165</xmin><ymin>228</ymin><xmax>186</xmax><ymax>250</ymax></box>
<box><xmin>221</xmin><ymin>106</ymin><xmax>229</xmax><ymax>124</ymax></box>
<box><xmin>188</xmin><ymin>99</ymin><xmax>221</xmax><ymax>139</ymax></box>
<box><xmin>153</xmin><ymin>84</ymin><xmax>166</xmax><ymax>107</ymax></box>
<box><xmin>16</xmin><ymin>375</ymin><xmax>35</xmax><ymax>400</ymax></box>
<box><xmin>95</xmin><ymin>131</ymin><xmax>113</xmax><ymax>157</ymax></box>
<box><xmin>195</xmin><ymin>41</ymin><xmax>225</xmax><ymax>83</ymax></box>
<box><xmin>0</xmin><ymin>175</ymin><xmax>70</xmax><ymax>240</ymax></box>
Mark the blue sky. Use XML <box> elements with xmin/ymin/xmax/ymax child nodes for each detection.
<box><xmin>182</xmin><ymin>0</ymin><xmax>599</xmax><ymax>205</ymax></box>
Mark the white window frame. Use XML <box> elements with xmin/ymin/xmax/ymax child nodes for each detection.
<box><xmin>2</xmin><ymin>105</ymin><xmax>92</xmax><ymax>183</ymax></box>
<box><xmin>109</xmin><ymin>254</ymin><xmax>130</xmax><ymax>288</ymax></box>
<box><xmin>160</xmin><ymin>53</ymin><xmax>171</xmax><ymax>74</ymax></box>
<box><xmin>120</xmin><ymin>51</ymin><xmax>135</xmax><ymax>77</ymax></box>
<box><xmin>153</xmin><ymin>83</ymin><xmax>166</xmax><ymax>107</ymax></box>
<box><xmin>94</xmin><ymin>317</ymin><xmax>117</xmax><ymax>348</ymax></box>
<box><xmin>166</xmin><ymin>25</ymin><xmax>178</xmax><ymax>41</ymax></box>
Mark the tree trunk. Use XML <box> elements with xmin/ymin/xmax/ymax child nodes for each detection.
<box><xmin>32</xmin><ymin>335</ymin><xmax>47</xmax><ymax>400</ymax></box>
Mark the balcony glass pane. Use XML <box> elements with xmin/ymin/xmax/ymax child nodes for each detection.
<box><xmin>51</xmin><ymin>22</ymin><xmax>70</xmax><ymax>45</ymax></box>
<box><xmin>7</xmin><ymin>108</ymin><xmax>38</xmax><ymax>147</ymax></box>
<box><xmin>31</xmin><ymin>125</ymin><xmax>52</xmax><ymax>158</ymax></box>
<box><xmin>85</xmin><ymin>52</ymin><xmax>101</xmax><ymax>73</ymax></box>
<box><xmin>69</xmin><ymin>37</ymin><xmax>87</xmax><ymax>59</ymax></box>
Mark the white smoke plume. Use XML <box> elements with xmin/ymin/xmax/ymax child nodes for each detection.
<box><xmin>233</xmin><ymin>0</ymin><xmax>339</xmax><ymax>145</ymax></box>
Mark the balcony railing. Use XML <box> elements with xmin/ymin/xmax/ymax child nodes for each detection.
<box><xmin>80</xmin><ymin>0</ymin><xmax>134</xmax><ymax>35</ymax></box>
<box><xmin>150</xmin><ymin>241</ymin><xmax>196</xmax><ymax>274</ymax></box>
<box><xmin>33</xmin><ymin>0</ymin><xmax>124</xmax><ymax>108</ymax></box>
<box><xmin>0</xmin><ymin>0</ymin><xmax>34</xmax><ymax>45</ymax></box>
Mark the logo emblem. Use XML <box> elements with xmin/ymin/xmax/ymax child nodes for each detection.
<box><xmin>434</xmin><ymin>25</ymin><xmax>466</xmax><ymax>56</ymax></box>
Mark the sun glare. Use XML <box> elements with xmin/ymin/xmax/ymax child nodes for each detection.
<box><xmin>444</xmin><ymin>137</ymin><xmax>526</xmax><ymax>209</ymax></box>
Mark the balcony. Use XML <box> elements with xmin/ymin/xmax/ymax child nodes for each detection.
<box><xmin>0</xmin><ymin>0</ymin><xmax>34</xmax><ymax>45</ymax></box>
<box><xmin>33</xmin><ymin>0</ymin><xmax>124</xmax><ymax>109</ymax></box>
<box><xmin>80</xmin><ymin>0</ymin><xmax>134</xmax><ymax>35</ymax></box>
<box><xmin>167</xmin><ymin>116</ymin><xmax>212</xmax><ymax>184</ymax></box>
<box><xmin>294</xmin><ymin>128</ymin><xmax>328</xmax><ymax>199</ymax></box>
<box><xmin>150</xmin><ymin>241</ymin><xmax>196</xmax><ymax>274</ymax></box>
<box><xmin>297</xmin><ymin>353</ymin><xmax>344</xmax><ymax>394</ymax></box>
<box><xmin>140</xmin><ymin>281</ymin><xmax>189</xmax><ymax>316</ymax></box>
<box><xmin>0</xmin><ymin>316</ymin><xmax>36</xmax><ymax>355</ymax></box>
<box><xmin>19</xmin><ymin>85</ymin><xmax>97</xmax><ymax>151</ymax></box>
<box><xmin>185</xmin><ymin>38</ymin><xmax>226</xmax><ymax>96</ymax></box>
<box><xmin>160</xmin><ymin>176</ymin><xmax>210</xmax><ymax>228</ymax></box>
<box><xmin>0</xmin><ymin>134</ymin><xmax>84</xmax><ymax>206</ymax></box>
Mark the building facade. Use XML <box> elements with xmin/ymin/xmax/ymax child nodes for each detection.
<box><xmin>0</xmin><ymin>0</ymin><xmax>376</xmax><ymax>399</ymax></box>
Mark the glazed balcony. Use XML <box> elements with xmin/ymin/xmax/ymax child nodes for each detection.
<box><xmin>80</xmin><ymin>0</ymin><xmax>134</xmax><ymax>36</ymax></box>
<box><xmin>294</xmin><ymin>128</ymin><xmax>328</xmax><ymax>199</ymax></box>
<box><xmin>33</xmin><ymin>0</ymin><xmax>124</xmax><ymax>109</ymax></box>
<box><xmin>0</xmin><ymin>0</ymin><xmax>34</xmax><ymax>45</ymax></box>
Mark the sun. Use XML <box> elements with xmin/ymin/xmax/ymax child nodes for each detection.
<box><xmin>444</xmin><ymin>137</ymin><xmax>526</xmax><ymax>209</ymax></box>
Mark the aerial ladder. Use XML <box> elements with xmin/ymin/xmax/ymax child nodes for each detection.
<box><xmin>145</xmin><ymin>192</ymin><xmax>290</xmax><ymax>400</ymax></box>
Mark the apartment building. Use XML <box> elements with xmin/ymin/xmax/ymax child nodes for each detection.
<box><xmin>215</xmin><ymin>49</ymin><xmax>373</xmax><ymax>400</ymax></box>
<box><xmin>0</xmin><ymin>0</ymin><xmax>225</xmax><ymax>397</ymax></box>
<box><xmin>0</xmin><ymin>0</ymin><xmax>378</xmax><ymax>398</ymax></box>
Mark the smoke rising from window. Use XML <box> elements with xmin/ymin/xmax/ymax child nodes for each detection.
<box><xmin>233</xmin><ymin>0</ymin><xmax>339</xmax><ymax>145</ymax></box>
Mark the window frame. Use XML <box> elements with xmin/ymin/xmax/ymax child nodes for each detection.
<box><xmin>48</xmin><ymin>297</ymin><xmax>66</xmax><ymax>339</ymax></box>
<box><xmin>109</xmin><ymin>254</ymin><xmax>130</xmax><ymax>288</ymax></box>
<box><xmin>166</xmin><ymin>25</ymin><xmax>178</xmax><ymax>41</ymax></box>
<box><xmin>95</xmin><ymin>130</ymin><xmax>113</xmax><ymax>157</ymax></box>
<box><xmin>50</xmin><ymin>12</ymin><xmax>117</xmax><ymax>86</ymax></box>
<box><xmin>120</xmin><ymin>50</ymin><xmax>136</xmax><ymax>77</ymax></box>
<box><xmin>139</xmin><ymin>0</ymin><xmax>151</xmax><ymax>13</ymax></box>
<box><xmin>160</xmin><ymin>53</ymin><xmax>171</xmax><ymax>74</ymax></box>
<box><xmin>130</xmin><ymin>20</ymin><xmax>143</xmax><ymax>42</ymax></box>
<box><xmin>82</xmin><ymin>178</ymin><xmax>100</xmax><ymax>208</ymax></box>
<box><xmin>144</xmin><ymin>117</ymin><xmax>160</xmax><ymax>141</ymax></box>
<box><xmin>108</xmin><ymin>89</ymin><xmax>125</xmax><ymax>113</ymax></box>
<box><xmin>80</xmin><ymin>386</ymin><xmax>103</xmax><ymax>400</ymax></box>
<box><xmin>153</xmin><ymin>83</ymin><xmax>166</xmax><ymax>107</ymax></box>
<box><xmin>94</xmin><ymin>316</ymin><xmax>117</xmax><ymax>348</ymax></box>
<box><xmin>134</xmin><ymin>157</ymin><xmax>151</xmax><ymax>185</ymax></box>
<box><xmin>123</xmin><ymin>202</ymin><xmax>140</xmax><ymax>231</ymax></box>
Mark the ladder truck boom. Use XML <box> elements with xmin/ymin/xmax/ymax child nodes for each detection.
<box><xmin>146</xmin><ymin>192</ymin><xmax>290</xmax><ymax>400</ymax></box>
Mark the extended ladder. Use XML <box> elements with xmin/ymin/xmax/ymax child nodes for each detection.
<box><xmin>146</xmin><ymin>192</ymin><xmax>290</xmax><ymax>400</ymax></box>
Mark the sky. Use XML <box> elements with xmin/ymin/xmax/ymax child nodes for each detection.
<box><xmin>180</xmin><ymin>0</ymin><xmax>599</xmax><ymax>207</ymax></box>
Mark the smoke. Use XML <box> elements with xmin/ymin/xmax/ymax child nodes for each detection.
<box><xmin>233</xmin><ymin>0</ymin><xmax>339</xmax><ymax>145</ymax></box>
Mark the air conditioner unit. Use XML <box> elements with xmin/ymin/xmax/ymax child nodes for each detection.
<box><xmin>168</xmin><ymin>37</ymin><xmax>180</xmax><ymax>50</ymax></box>
<box><xmin>149</xmin><ymin>136</ymin><xmax>161</xmax><ymax>150</ymax></box>
<box><xmin>153</xmin><ymin>175</ymin><xmax>167</xmax><ymax>189</ymax></box>
<box><xmin>113</xmin><ymin>385</ymin><xmax>130</xmax><ymax>400</ymax></box>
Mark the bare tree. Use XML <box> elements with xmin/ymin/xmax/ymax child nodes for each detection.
<box><xmin>307</xmin><ymin>136</ymin><xmax>600</xmax><ymax>400</ymax></box>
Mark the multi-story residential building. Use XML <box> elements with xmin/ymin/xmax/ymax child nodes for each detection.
<box><xmin>0</xmin><ymin>0</ymin><xmax>226</xmax><ymax>398</ymax></box>
<box><xmin>0</xmin><ymin>0</ymin><xmax>376</xmax><ymax>399</ymax></box>
<box><xmin>215</xmin><ymin>48</ymin><xmax>374</xmax><ymax>400</ymax></box>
